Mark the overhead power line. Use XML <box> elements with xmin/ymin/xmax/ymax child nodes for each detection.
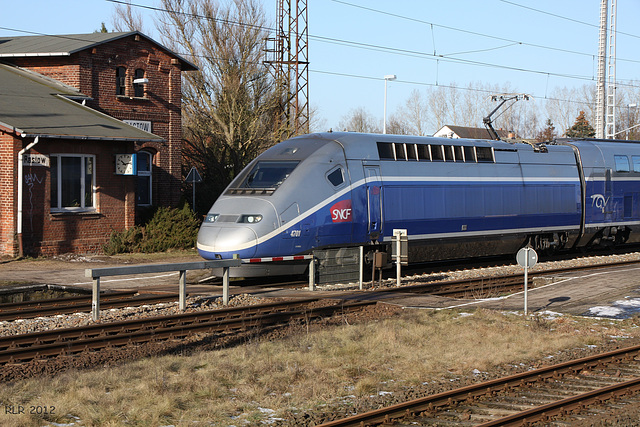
<box><xmin>310</xmin><ymin>69</ymin><xmax>597</xmax><ymax>108</ymax></box>
<box><xmin>2</xmin><ymin>0</ymin><xmax>640</xmax><ymax>109</ymax></box>
<box><xmin>2</xmin><ymin>21</ymin><xmax>639</xmax><ymax>93</ymax></box>
<box><xmin>499</xmin><ymin>0</ymin><xmax>640</xmax><ymax>41</ymax></box>
<box><xmin>329</xmin><ymin>0</ymin><xmax>640</xmax><ymax>65</ymax></box>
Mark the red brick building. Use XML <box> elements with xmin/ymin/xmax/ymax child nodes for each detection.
<box><xmin>0</xmin><ymin>32</ymin><xmax>196</xmax><ymax>257</ymax></box>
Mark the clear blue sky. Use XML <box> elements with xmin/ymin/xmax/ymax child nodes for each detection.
<box><xmin>2</xmin><ymin>0</ymin><xmax>640</xmax><ymax>133</ymax></box>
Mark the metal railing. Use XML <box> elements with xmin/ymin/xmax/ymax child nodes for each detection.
<box><xmin>85</xmin><ymin>259</ymin><xmax>241</xmax><ymax>321</ymax></box>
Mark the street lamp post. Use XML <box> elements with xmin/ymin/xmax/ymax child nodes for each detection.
<box><xmin>383</xmin><ymin>74</ymin><xmax>396</xmax><ymax>134</ymax></box>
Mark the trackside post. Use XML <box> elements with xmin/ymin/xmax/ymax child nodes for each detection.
<box><xmin>308</xmin><ymin>257</ymin><xmax>315</xmax><ymax>291</ymax></box>
<box><xmin>92</xmin><ymin>276</ymin><xmax>100</xmax><ymax>322</ymax></box>
<box><xmin>516</xmin><ymin>247</ymin><xmax>538</xmax><ymax>316</ymax></box>
<box><xmin>359</xmin><ymin>246</ymin><xmax>364</xmax><ymax>290</ymax></box>
<box><xmin>392</xmin><ymin>229</ymin><xmax>408</xmax><ymax>287</ymax></box>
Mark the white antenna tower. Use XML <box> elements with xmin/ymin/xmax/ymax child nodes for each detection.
<box><xmin>605</xmin><ymin>0</ymin><xmax>617</xmax><ymax>139</ymax></box>
<box><xmin>595</xmin><ymin>0</ymin><xmax>607</xmax><ymax>139</ymax></box>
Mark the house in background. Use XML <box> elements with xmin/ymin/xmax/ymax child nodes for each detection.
<box><xmin>434</xmin><ymin>125</ymin><xmax>512</xmax><ymax>140</ymax></box>
<box><xmin>0</xmin><ymin>32</ymin><xmax>197</xmax><ymax>257</ymax></box>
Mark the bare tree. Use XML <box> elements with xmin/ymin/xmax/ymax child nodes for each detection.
<box><xmin>111</xmin><ymin>0</ymin><xmax>146</xmax><ymax>33</ymax></box>
<box><xmin>308</xmin><ymin>104</ymin><xmax>328</xmax><ymax>133</ymax></box>
<box><xmin>398</xmin><ymin>89</ymin><xmax>430</xmax><ymax>136</ymax></box>
<box><xmin>426</xmin><ymin>86</ymin><xmax>449</xmax><ymax>132</ymax></box>
<box><xmin>459</xmin><ymin>82</ymin><xmax>488</xmax><ymax>127</ymax></box>
<box><xmin>155</xmin><ymin>0</ymin><xmax>282</xmax><ymax>213</ymax></box>
<box><xmin>338</xmin><ymin>107</ymin><xmax>381</xmax><ymax>133</ymax></box>
<box><xmin>544</xmin><ymin>86</ymin><xmax>591</xmax><ymax>137</ymax></box>
<box><xmin>386</xmin><ymin>114</ymin><xmax>411</xmax><ymax>135</ymax></box>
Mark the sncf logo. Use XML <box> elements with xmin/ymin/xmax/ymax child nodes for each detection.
<box><xmin>331</xmin><ymin>199</ymin><xmax>352</xmax><ymax>223</ymax></box>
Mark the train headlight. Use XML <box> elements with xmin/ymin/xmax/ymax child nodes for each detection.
<box><xmin>204</xmin><ymin>213</ymin><xmax>219</xmax><ymax>223</ymax></box>
<box><xmin>239</xmin><ymin>214</ymin><xmax>263</xmax><ymax>223</ymax></box>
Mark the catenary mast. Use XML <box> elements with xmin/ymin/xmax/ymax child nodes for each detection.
<box><xmin>265</xmin><ymin>0</ymin><xmax>309</xmax><ymax>137</ymax></box>
<box><xmin>596</xmin><ymin>0</ymin><xmax>617</xmax><ymax>139</ymax></box>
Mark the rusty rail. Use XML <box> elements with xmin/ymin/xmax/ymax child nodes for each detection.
<box><xmin>0</xmin><ymin>292</ymin><xmax>178</xmax><ymax>321</ymax></box>
<box><xmin>0</xmin><ymin>298</ymin><xmax>374</xmax><ymax>364</ymax></box>
<box><xmin>316</xmin><ymin>344</ymin><xmax>640</xmax><ymax>426</ymax></box>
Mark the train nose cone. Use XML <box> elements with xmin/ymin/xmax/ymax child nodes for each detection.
<box><xmin>197</xmin><ymin>226</ymin><xmax>258</xmax><ymax>258</ymax></box>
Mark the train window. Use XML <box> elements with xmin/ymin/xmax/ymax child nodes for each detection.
<box><xmin>241</xmin><ymin>161</ymin><xmax>299</xmax><ymax>189</ymax></box>
<box><xmin>394</xmin><ymin>143</ymin><xmax>407</xmax><ymax>160</ymax></box>
<box><xmin>377</xmin><ymin>142</ymin><xmax>395</xmax><ymax>160</ymax></box>
<box><xmin>444</xmin><ymin>146</ymin><xmax>454</xmax><ymax>161</ymax></box>
<box><xmin>431</xmin><ymin>145</ymin><xmax>444</xmax><ymax>161</ymax></box>
<box><xmin>476</xmin><ymin>147</ymin><xmax>494</xmax><ymax>162</ymax></box>
<box><xmin>417</xmin><ymin>144</ymin><xmax>431</xmax><ymax>161</ymax></box>
<box><xmin>407</xmin><ymin>144</ymin><xmax>418</xmax><ymax>160</ymax></box>
<box><xmin>615</xmin><ymin>155</ymin><xmax>630</xmax><ymax>172</ymax></box>
<box><xmin>327</xmin><ymin>167</ymin><xmax>345</xmax><ymax>187</ymax></box>
<box><xmin>632</xmin><ymin>156</ymin><xmax>640</xmax><ymax>172</ymax></box>
<box><xmin>464</xmin><ymin>146</ymin><xmax>476</xmax><ymax>162</ymax></box>
<box><xmin>454</xmin><ymin>146</ymin><xmax>464</xmax><ymax>162</ymax></box>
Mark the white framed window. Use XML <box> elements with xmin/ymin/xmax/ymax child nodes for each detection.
<box><xmin>136</xmin><ymin>151</ymin><xmax>153</xmax><ymax>206</ymax></box>
<box><xmin>50</xmin><ymin>154</ymin><xmax>95</xmax><ymax>212</ymax></box>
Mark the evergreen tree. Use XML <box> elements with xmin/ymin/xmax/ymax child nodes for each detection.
<box><xmin>536</xmin><ymin>118</ymin><xmax>557</xmax><ymax>142</ymax></box>
<box><xmin>566</xmin><ymin>111</ymin><xmax>595</xmax><ymax>138</ymax></box>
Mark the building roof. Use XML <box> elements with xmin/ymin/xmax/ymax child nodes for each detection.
<box><xmin>0</xmin><ymin>31</ymin><xmax>197</xmax><ymax>71</ymax></box>
<box><xmin>435</xmin><ymin>125</ymin><xmax>511</xmax><ymax>140</ymax></box>
<box><xmin>0</xmin><ymin>62</ymin><xmax>163</xmax><ymax>141</ymax></box>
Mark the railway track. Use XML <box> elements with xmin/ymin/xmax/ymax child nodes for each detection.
<box><xmin>375</xmin><ymin>274</ymin><xmax>526</xmax><ymax>298</ymax></box>
<box><xmin>316</xmin><ymin>344</ymin><xmax>640</xmax><ymax>426</ymax></box>
<box><xmin>0</xmin><ymin>298</ymin><xmax>375</xmax><ymax>365</ymax></box>
<box><xmin>0</xmin><ymin>291</ymin><xmax>181</xmax><ymax>321</ymax></box>
<box><xmin>369</xmin><ymin>254</ymin><xmax>640</xmax><ymax>299</ymax></box>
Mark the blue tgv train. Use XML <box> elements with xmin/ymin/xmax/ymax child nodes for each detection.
<box><xmin>197</xmin><ymin>132</ymin><xmax>640</xmax><ymax>275</ymax></box>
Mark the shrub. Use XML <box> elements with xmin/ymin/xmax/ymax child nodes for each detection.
<box><xmin>103</xmin><ymin>226</ymin><xmax>144</xmax><ymax>255</ymax></box>
<box><xmin>104</xmin><ymin>204</ymin><xmax>201</xmax><ymax>255</ymax></box>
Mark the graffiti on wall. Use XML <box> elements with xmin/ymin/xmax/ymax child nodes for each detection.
<box><xmin>24</xmin><ymin>172</ymin><xmax>43</xmax><ymax>231</ymax></box>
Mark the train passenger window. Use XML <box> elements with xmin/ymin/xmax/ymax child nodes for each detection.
<box><xmin>406</xmin><ymin>144</ymin><xmax>418</xmax><ymax>160</ymax></box>
<box><xmin>327</xmin><ymin>167</ymin><xmax>345</xmax><ymax>187</ymax></box>
<box><xmin>476</xmin><ymin>147</ymin><xmax>494</xmax><ymax>162</ymax></box>
<box><xmin>444</xmin><ymin>146</ymin><xmax>454</xmax><ymax>161</ymax></box>
<box><xmin>417</xmin><ymin>144</ymin><xmax>430</xmax><ymax>161</ymax></box>
<box><xmin>633</xmin><ymin>156</ymin><xmax>640</xmax><ymax>172</ymax></box>
<box><xmin>377</xmin><ymin>142</ymin><xmax>395</xmax><ymax>160</ymax></box>
<box><xmin>394</xmin><ymin>143</ymin><xmax>407</xmax><ymax>160</ymax></box>
<box><xmin>464</xmin><ymin>146</ymin><xmax>476</xmax><ymax>162</ymax></box>
<box><xmin>615</xmin><ymin>155</ymin><xmax>630</xmax><ymax>172</ymax></box>
<box><xmin>431</xmin><ymin>145</ymin><xmax>444</xmax><ymax>161</ymax></box>
<box><xmin>241</xmin><ymin>161</ymin><xmax>299</xmax><ymax>189</ymax></box>
<box><xmin>454</xmin><ymin>146</ymin><xmax>464</xmax><ymax>162</ymax></box>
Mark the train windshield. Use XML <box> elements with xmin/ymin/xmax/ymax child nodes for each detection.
<box><xmin>238</xmin><ymin>161</ymin><xmax>299</xmax><ymax>190</ymax></box>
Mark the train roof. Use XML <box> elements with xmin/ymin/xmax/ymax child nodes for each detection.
<box><xmin>555</xmin><ymin>137</ymin><xmax>640</xmax><ymax>148</ymax></box>
<box><xmin>285</xmin><ymin>131</ymin><xmax>530</xmax><ymax>161</ymax></box>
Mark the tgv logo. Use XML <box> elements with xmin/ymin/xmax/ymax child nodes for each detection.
<box><xmin>590</xmin><ymin>194</ymin><xmax>609</xmax><ymax>214</ymax></box>
<box><xmin>331</xmin><ymin>199</ymin><xmax>352</xmax><ymax>223</ymax></box>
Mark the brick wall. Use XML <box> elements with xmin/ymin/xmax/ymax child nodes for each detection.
<box><xmin>1</xmin><ymin>33</ymin><xmax>188</xmax><ymax>257</ymax></box>
<box><xmin>0</xmin><ymin>133</ymin><xmax>18</xmax><ymax>255</ymax></box>
<box><xmin>12</xmin><ymin>33</ymin><xmax>184</xmax><ymax>210</ymax></box>
<box><xmin>16</xmin><ymin>138</ymin><xmax>135</xmax><ymax>257</ymax></box>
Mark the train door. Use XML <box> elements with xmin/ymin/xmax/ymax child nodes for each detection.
<box><xmin>363</xmin><ymin>165</ymin><xmax>383</xmax><ymax>241</ymax></box>
<box><xmin>605</xmin><ymin>168</ymin><xmax>613</xmax><ymax>222</ymax></box>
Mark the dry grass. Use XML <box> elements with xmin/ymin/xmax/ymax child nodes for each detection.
<box><xmin>1</xmin><ymin>308</ymin><xmax>638</xmax><ymax>426</ymax></box>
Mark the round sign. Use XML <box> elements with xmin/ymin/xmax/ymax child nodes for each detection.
<box><xmin>516</xmin><ymin>247</ymin><xmax>538</xmax><ymax>268</ymax></box>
